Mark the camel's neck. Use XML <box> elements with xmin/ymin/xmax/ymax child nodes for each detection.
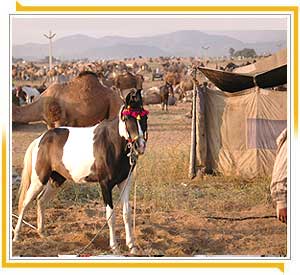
<box><xmin>12</xmin><ymin>100</ymin><xmax>43</xmax><ymax>123</ymax></box>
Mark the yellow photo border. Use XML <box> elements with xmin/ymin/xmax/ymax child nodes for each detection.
<box><xmin>2</xmin><ymin>2</ymin><xmax>298</xmax><ymax>272</ymax></box>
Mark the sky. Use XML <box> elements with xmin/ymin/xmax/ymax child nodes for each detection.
<box><xmin>11</xmin><ymin>16</ymin><xmax>288</xmax><ymax>45</ymax></box>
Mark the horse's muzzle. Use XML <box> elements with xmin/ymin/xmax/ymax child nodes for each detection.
<box><xmin>135</xmin><ymin>137</ymin><xmax>146</xmax><ymax>155</ymax></box>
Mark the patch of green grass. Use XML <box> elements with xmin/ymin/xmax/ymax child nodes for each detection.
<box><xmin>56</xmin><ymin>182</ymin><xmax>102</xmax><ymax>205</ymax></box>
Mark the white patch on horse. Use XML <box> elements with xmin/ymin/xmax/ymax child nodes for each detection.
<box><xmin>118</xmin><ymin>107</ymin><xmax>129</xmax><ymax>139</ymax></box>
<box><xmin>118</xmin><ymin>178</ymin><xmax>135</xmax><ymax>250</ymax></box>
<box><xmin>32</xmin><ymin>136</ymin><xmax>44</xmax><ymax>177</ymax></box>
<box><xmin>62</xmin><ymin>125</ymin><xmax>97</xmax><ymax>182</ymax></box>
<box><xmin>106</xmin><ymin>205</ymin><xmax>117</xmax><ymax>251</ymax></box>
<box><xmin>118</xmin><ymin>119</ymin><xmax>129</xmax><ymax>140</ymax></box>
<box><xmin>137</xmin><ymin>120</ymin><xmax>143</xmax><ymax>137</ymax></box>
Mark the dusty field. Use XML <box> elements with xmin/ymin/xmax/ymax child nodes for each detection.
<box><xmin>11</xmin><ymin>103</ymin><xmax>287</xmax><ymax>257</ymax></box>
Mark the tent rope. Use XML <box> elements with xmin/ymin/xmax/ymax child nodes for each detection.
<box><xmin>202</xmin><ymin>215</ymin><xmax>277</xmax><ymax>221</ymax></box>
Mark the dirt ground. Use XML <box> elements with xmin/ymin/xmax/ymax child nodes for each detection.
<box><xmin>11</xmin><ymin>102</ymin><xmax>287</xmax><ymax>258</ymax></box>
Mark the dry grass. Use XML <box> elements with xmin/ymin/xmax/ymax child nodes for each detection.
<box><xmin>11</xmin><ymin>102</ymin><xmax>286</xmax><ymax>257</ymax></box>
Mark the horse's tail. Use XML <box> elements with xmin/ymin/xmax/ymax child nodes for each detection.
<box><xmin>18</xmin><ymin>139</ymin><xmax>38</xmax><ymax>214</ymax></box>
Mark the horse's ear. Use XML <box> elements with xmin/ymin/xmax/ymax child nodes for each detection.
<box><xmin>118</xmin><ymin>89</ymin><xmax>135</xmax><ymax>105</ymax></box>
<box><xmin>118</xmin><ymin>89</ymin><xmax>125</xmax><ymax>102</ymax></box>
<box><xmin>125</xmin><ymin>89</ymin><xmax>137</xmax><ymax>106</ymax></box>
<box><xmin>120</xmin><ymin>105</ymin><xmax>126</xmax><ymax>121</ymax></box>
<box><xmin>118</xmin><ymin>89</ymin><xmax>132</xmax><ymax>104</ymax></box>
<box><xmin>135</xmin><ymin>89</ymin><xmax>142</xmax><ymax>98</ymax></box>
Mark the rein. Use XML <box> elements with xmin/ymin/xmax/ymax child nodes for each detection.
<box><xmin>77</xmin><ymin>106</ymin><xmax>146</xmax><ymax>255</ymax></box>
<box><xmin>126</xmin><ymin>142</ymin><xmax>139</xmax><ymax>166</ymax></box>
<box><xmin>76</xmin><ymin>146</ymin><xmax>138</xmax><ymax>257</ymax></box>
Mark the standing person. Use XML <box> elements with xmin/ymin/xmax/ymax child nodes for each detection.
<box><xmin>270</xmin><ymin>128</ymin><xmax>287</xmax><ymax>223</ymax></box>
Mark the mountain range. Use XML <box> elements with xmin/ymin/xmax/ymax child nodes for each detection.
<box><xmin>12</xmin><ymin>30</ymin><xmax>286</xmax><ymax>60</ymax></box>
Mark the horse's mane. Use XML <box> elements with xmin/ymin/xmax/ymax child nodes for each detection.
<box><xmin>77</xmin><ymin>71</ymin><xmax>98</xmax><ymax>78</ymax></box>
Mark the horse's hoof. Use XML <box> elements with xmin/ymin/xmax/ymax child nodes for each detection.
<box><xmin>129</xmin><ymin>246</ymin><xmax>138</xmax><ymax>255</ymax></box>
<box><xmin>111</xmin><ymin>247</ymin><xmax>120</xmax><ymax>255</ymax></box>
<box><xmin>38</xmin><ymin>231</ymin><xmax>48</xmax><ymax>238</ymax></box>
<box><xmin>13</xmin><ymin>235</ymin><xmax>19</xmax><ymax>242</ymax></box>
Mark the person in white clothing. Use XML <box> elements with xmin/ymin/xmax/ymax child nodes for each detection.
<box><xmin>270</xmin><ymin>128</ymin><xmax>287</xmax><ymax>223</ymax></box>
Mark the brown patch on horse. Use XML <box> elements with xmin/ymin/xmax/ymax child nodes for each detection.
<box><xmin>36</xmin><ymin>128</ymin><xmax>72</xmax><ymax>185</ymax></box>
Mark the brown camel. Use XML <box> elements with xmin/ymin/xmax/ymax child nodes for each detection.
<box><xmin>12</xmin><ymin>71</ymin><xmax>122</xmax><ymax>128</ymax></box>
<box><xmin>174</xmin><ymin>78</ymin><xmax>194</xmax><ymax>100</ymax></box>
<box><xmin>98</xmin><ymin>71</ymin><xmax>144</xmax><ymax>92</ymax></box>
<box><xmin>114</xmin><ymin>71</ymin><xmax>144</xmax><ymax>91</ymax></box>
<box><xmin>164</xmin><ymin>72</ymin><xmax>181</xmax><ymax>86</ymax></box>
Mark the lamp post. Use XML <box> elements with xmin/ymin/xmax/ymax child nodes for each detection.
<box><xmin>43</xmin><ymin>30</ymin><xmax>56</xmax><ymax>70</ymax></box>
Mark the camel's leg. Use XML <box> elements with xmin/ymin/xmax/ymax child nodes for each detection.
<box><xmin>13</xmin><ymin>179</ymin><xmax>44</xmax><ymax>242</ymax></box>
<box><xmin>36</xmin><ymin>181</ymin><xmax>58</xmax><ymax>237</ymax></box>
<box><xmin>118</xmin><ymin>178</ymin><xmax>136</xmax><ymax>254</ymax></box>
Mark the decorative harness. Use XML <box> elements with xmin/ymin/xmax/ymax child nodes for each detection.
<box><xmin>121</xmin><ymin>106</ymin><xmax>149</xmax><ymax>143</ymax></box>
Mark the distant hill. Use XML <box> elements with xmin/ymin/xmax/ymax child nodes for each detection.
<box><xmin>207</xmin><ymin>30</ymin><xmax>286</xmax><ymax>43</ymax></box>
<box><xmin>12</xmin><ymin>30</ymin><xmax>287</xmax><ymax>60</ymax></box>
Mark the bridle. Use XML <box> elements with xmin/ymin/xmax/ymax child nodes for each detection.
<box><xmin>121</xmin><ymin>106</ymin><xmax>149</xmax><ymax>143</ymax></box>
<box><xmin>121</xmin><ymin>105</ymin><xmax>149</xmax><ymax>165</ymax></box>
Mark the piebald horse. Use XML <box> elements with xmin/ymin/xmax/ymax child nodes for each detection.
<box><xmin>13</xmin><ymin>89</ymin><xmax>148</xmax><ymax>254</ymax></box>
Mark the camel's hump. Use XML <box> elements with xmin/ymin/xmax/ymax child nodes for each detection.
<box><xmin>43</xmin><ymin>74</ymin><xmax>111</xmax><ymax>101</ymax></box>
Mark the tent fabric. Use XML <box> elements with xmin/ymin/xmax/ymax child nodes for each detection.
<box><xmin>198</xmin><ymin>64</ymin><xmax>287</xmax><ymax>92</ymax></box>
<box><xmin>198</xmin><ymin>67</ymin><xmax>255</xmax><ymax>92</ymax></box>
<box><xmin>194</xmin><ymin>85</ymin><xmax>287</xmax><ymax>178</ymax></box>
<box><xmin>198</xmin><ymin>49</ymin><xmax>287</xmax><ymax>93</ymax></box>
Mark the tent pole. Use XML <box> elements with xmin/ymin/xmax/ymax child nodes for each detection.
<box><xmin>189</xmin><ymin>80</ymin><xmax>197</xmax><ymax>179</ymax></box>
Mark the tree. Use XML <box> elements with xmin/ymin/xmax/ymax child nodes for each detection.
<box><xmin>234</xmin><ymin>48</ymin><xmax>257</xmax><ymax>58</ymax></box>
<box><xmin>229</xmin><ymin>47</ymin><xmax>235</xmax><ymax>57</ymax></box>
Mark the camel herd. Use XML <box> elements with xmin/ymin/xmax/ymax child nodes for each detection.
<box><xmin>12</xmin><ymin>56</ymin><xmax>189</xmax><ymax>83</ymax></box>
<box><xmin>12</xmin><ymin>55</ymin><xmax>260</xmax><ymax>128</ymax></box>
<box><xmin>11</xmin><ymin>57</ymin><xmax>194</xmax><ymax>126</ymax></box>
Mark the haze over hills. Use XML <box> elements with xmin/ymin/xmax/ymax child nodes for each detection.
<box><xmin>12</xmin><ymin>30</ymin><xmax>286</xmax><ymax>60</ymax></box>
<box><xmin>207</xmin><ymin>30</ymin><xmax>287</xmax><ymax>44</ymax></box>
